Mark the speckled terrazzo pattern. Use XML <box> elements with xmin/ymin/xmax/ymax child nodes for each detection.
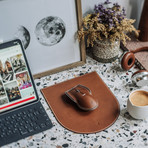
<box><xmin>2</xmin><ymin>56</ymin><xmax>148</xmax><ymax>148</ymax></box>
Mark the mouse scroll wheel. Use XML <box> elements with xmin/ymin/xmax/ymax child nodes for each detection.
<box><xmin>75</xmin><ymin>89</ymin><xmax>80</xmax><ymax>93</ymax></box>
<box><xmin>75</xmin><ymin>89</ymin><xmax>85</xmax><ymax>96</ymax></box>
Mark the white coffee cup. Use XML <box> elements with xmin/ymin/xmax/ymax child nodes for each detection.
<box><xmin>127</xmin><ymin>88</ymin><xmax>148</xmax><ymax>119</ymax></box>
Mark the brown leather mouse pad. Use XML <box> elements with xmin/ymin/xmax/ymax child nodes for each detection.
<box><xmin>41</xmin><ymin>71</ymin><xmax>120</xmax><ymax>134</ymax></box>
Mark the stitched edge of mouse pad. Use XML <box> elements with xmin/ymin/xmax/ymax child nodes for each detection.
<box><xmin>41</xmin><ymin>71</ymin><xmax>120</xmax><ymax>134</ymax></box>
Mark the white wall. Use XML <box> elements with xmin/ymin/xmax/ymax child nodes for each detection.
<box><xmin>81</xmin><ymin>0</ymin><xmax>144</xmax><ymax>29</ymax></box>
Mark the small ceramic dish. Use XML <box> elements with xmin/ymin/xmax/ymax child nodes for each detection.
<box><xmin>131</xmin><ymin>70</ymin><xmax>148</xmax><ymax>87</ymax></box>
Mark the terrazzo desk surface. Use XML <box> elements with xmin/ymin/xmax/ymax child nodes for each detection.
<box><xmin>3</xmin><ymin>56</ymin><xmax>148</xmax><ymax>148</ymax></box>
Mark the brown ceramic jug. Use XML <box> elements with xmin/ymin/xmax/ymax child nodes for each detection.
<box><xmin>138</xmin><ymin>0</ymin><xmax>148</xmax><ymax>41</ymax></box>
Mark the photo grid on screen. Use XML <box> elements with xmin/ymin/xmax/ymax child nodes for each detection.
<box><xmin>0</xmin><ymin>53</ymin><xmax>34</xmax><ymax>107</ymax></box>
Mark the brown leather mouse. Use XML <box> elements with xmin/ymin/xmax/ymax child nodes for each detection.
<box><xmin>65</xmin><ymin>85</ymin><xmax>98</xmax><ymax>111</ymax></box>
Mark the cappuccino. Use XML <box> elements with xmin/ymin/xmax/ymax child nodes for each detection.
<box><xmin>130</xmin><ymin>91</ymin><xmax>148</xmax><ymax>106</ymax></box>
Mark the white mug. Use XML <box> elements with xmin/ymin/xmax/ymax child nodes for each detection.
<box><xmin>127</xmin><ymin>88</ymin><xmax>148</xmax><ymax>119</ymax></box>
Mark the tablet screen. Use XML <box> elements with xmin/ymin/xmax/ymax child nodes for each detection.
<box><xmin>0</xmin><ymin>40</ymin><xmax>37</xmax><ymax>113</ymax></box>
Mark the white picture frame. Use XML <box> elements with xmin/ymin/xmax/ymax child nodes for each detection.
<box><xmin>0</xmin><ymin>0</ymin><xmax>86</xmax><ymax>78</ymax></box>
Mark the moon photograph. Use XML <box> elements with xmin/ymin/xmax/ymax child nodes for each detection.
<box><xmin>15</xmin><ymin>26</ymin><xmax>30</xmax><ymax>50</ymax></box>
<box><xmin>35</xmin><ymin>16</ymin><xmax>66</xmax><ymax>46</ymax></box>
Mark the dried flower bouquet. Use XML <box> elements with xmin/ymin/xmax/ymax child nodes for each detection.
<box><xmin>78</xmin><ymin>0</ymin><xmax>139</xmax><ymax>47</ymax></box>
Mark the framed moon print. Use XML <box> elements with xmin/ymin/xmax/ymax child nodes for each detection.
<box><xmin>0</xmin><ymin>0</ymin><xmax>86</xmax><ymax>78</ymax></box>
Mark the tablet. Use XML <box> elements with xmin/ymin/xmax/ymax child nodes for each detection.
<box><xmin>0</xmin><ymin>39</ymin><xmax>38</xmax><ymax>113</ymax></box>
